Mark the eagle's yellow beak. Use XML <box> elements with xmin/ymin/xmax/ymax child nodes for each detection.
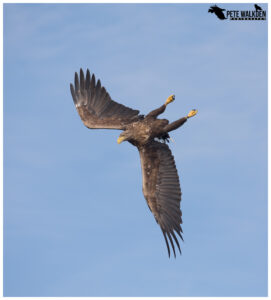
<box><xmin>117</xmin><ymin>136</ymin><xmax>125</xmax><ymax>144</ymax></box>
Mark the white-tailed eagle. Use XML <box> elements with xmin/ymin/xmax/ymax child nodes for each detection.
<box><xmin>70</xmin><ymin>69</ymin><xmax>197</xmax><ymax>257</ymax></box>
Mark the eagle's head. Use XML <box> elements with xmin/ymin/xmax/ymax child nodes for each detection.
<box><xmin>117</xmin><ymin>130</ymin><xmax>133</xmax><ymax>144</ymax></box>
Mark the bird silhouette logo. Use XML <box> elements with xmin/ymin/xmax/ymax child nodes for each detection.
<box><xmin>208</xmin><ymin>4</ymin><xmax>266</xmax><ymax>21</ymax></box>
<box><xmin>254</xmin><ymin>4</ymin><xmax>263</xmax><ymax>11</ymax></box>
<box><xmin>208</xmin><ymin>5</ymin><xmax>227</xmax><ymax>20</ymax></box>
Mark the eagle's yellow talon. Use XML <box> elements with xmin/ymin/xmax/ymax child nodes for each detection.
<box><xmin>187</xmin><ymin>109</ymin><xmax>198</xmax><ymax>118</ymax></box>
<box><xmin>165</xmin><ymin>94</ymin><xmax>175</xmax><ymax>105</ymax></box>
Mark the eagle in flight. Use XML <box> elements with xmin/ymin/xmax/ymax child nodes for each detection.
<box><xmin>70</xmin><ymin>69</ymin><xmax>198</xmax><ymax>257</ymax></box>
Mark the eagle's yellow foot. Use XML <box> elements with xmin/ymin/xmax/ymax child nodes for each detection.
<box><xmin>187</xmin><ymin>109</ymin><xmax>198</xmax><ymax>118</ymax></box>
<box><xmin>165</xmin><ymin>94</ymin><xmax>175</xmax><ymax>105</ymax></box>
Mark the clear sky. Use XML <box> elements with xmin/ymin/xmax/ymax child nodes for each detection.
<box><xmin>4</xmin><ymin>3</ymin><xmax>267</xmax><ymax>297</ymax></box>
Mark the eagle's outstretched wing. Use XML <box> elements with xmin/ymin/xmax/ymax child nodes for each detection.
<box><xmin>138</xmin><ymin>141</ymin><xmax>183</xmax><ymax>257</ymax></box>
<box><xmin>70</xmin><ymin>69</ymin><xmax>142</xmax><ymax>130</ymax></box>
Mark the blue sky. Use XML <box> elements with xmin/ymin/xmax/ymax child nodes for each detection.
<box><xmin>4</xmin><ymin>3</ymin><xmax>267</xmax><ymax>297</ymax></box>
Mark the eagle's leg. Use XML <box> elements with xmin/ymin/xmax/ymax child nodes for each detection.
<box><xmin>146</xmin><ymin>95</ymin><xmax>175</xmax><ymax>119</ymax></box>
<box><xmin>146</xmin><ymin>104</ymin><xmax>166</xmax><ymax>118</ymax></box>
<box><xmin>164</xmin><ymin>109</ymin><xmax>198</xmax><ymax>132</ymax></box>
<box><xmin>164</xmin><ymin>117</ymin><xmax>187</xmax><ymax>133</ymax></box>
